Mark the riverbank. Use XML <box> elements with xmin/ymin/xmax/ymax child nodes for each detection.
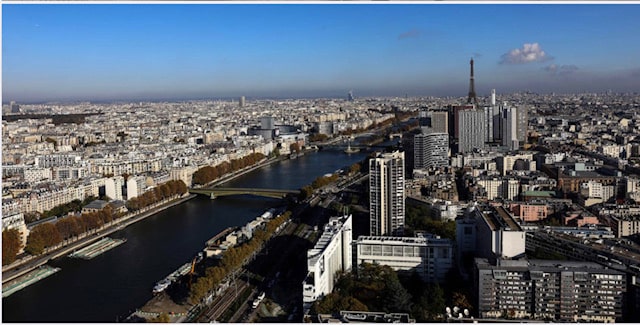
<box><xmin>2</xmin><ymin>155</ymin><xmax>296</xmax><ymax>282</ymax></box>
<box><xmin>1</xmin><ymin>194</ymin><xmax>196</xmax><ymax>284</ymax></box>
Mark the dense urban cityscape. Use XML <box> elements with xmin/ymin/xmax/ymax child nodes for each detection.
<box><xmin>4</xmin><ymin>3</ymin><xmax>640</xmax><ymax>324</ymax></box>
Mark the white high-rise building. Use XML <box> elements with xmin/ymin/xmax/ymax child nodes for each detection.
<box><xmin>370</xmin><ymin>151</ymin><xmax>405</xmax><ymax>236</ymax></box>
<box><xmin>302</xmin><ymin>215</ymin><xmax>353</xmax><ymax>312</ymax></box>
<box><xmin>484</xmin><ymin>106</ymin><xmax>494</xmax><ymax>143</ymax></box>
<box><xmin>105</xmin><ymin>176</ymin><xmax>125</xmax><ymax>201</ymax></box>
<box><xmin>516</xmin><ymin>105</ymin><xmax>528</xmax><ymax>143</ymax></box>
<box><xmin>126</xmin><ymin>176</ymin><xmax>147</xmax><ymax>200</ymax></box>
<box><xmin>414</xmin><ymin>132</ymin><xmax>449</xmax><ymax>170</ymax></box>
<box><xmin>458</xmin><ymin>110</ymin><xmax>486</xmax><ymax>153</ymax></box>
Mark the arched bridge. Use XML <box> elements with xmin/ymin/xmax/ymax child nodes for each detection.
<box><xmin>189</xmin><ymin>187</ymin><xmax>299</xmax><ymax>199</ymax></box>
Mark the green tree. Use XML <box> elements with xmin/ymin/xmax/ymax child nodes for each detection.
<box><xmin>383</xmin><ymin>277</ymin><xmax>413</xmax><ymax>313</ymax></box>
<box><xmin>312</xmin><ymin>292</ymin><xmax>341</xmax><ymax>314</ymax></box>
<box><xmin>425</xmin><ymin>284</ymin><xmax>446</xmax><ymax>320</ymax></box>
<box><xmin>2</xmin><ymin>229</ymin><xmax>22</xmax><ymax>265</ymax></box>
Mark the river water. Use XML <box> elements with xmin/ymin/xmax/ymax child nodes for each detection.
<box><xmin>2</xmin><ymin>149</ymin><xmax>369</xmax><ymax>322</ymax></box>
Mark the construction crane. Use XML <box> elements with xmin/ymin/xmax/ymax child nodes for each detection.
<box><xmin>188</xmin><ymin>256</ymin><xmax>197</xmax><ymax>289</ymax></box>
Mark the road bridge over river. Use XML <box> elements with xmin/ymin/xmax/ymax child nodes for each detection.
<box><xmin>189</xmin><ymin>187</ymin><xmax>299</xmax><ymax>199</ymax></box>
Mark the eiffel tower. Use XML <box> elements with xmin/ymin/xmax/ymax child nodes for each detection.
<box><xmin>467</xmin><ymin>58</ymin><xmax>479</xmax><ymax>106</ymax></box>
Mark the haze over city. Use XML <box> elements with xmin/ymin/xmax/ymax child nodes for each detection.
<box><xmin>4</xmin><ymin>3</ymin><xmax>640</xmax><ymax>103</ymax></box>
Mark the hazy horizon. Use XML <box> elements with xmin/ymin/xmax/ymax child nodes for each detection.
<box><xmin>4</xmin><ymin>4</ymin><xmax>640</xmax><ymax>103</ymax></box>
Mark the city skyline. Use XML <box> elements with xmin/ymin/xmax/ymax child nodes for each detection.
<box><xmin>3</xmin><ymin>3</ymin><xmax>640</xmax><ymax>103</ymax></box>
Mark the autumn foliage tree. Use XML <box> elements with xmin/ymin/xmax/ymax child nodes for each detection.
<box><xmin>2</xmin><ymin>229</ymin><xmax>23</xmax><ymax>265</ymax></box>
<box><xmin>25</xmin><ymin>223</ymin><xmax>62</xmax><ymax>255</ymax></box>
<box><xmin>22</xmin><ymin>180</ymin><xmax>189</xmax><ymax>257</ymax></box>
<box><xmin>126</xmin><ymin>180</ymin><xmax>188</xmax><ymax>212</ymax></box>
<box><xmin>192</xmin><ymin>153</ymin><xmax>265</xmax><ymax>185</ymax></box>
<box><xmin>188</xmin><ymin>211</ymin><xmax>292</xmax><ymax>304</ymax></box>
<box><xmin>290</xmin><ymin>142</ymin><xmax>301</xmax><ymax>153</ymax></box>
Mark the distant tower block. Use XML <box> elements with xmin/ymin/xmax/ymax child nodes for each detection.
<box><xmin>348</xmin><ymin>90</ymin><xmax>354</xmax><ymax>102</ymax></box>
<box><xmin>10</xmin><ymin>101</ymin><xmax>20</xmax><ymax>113</ymax></box>
<box><xmin>467</xmin><ymin>58</ymin><xmax>479</xmax><ymax>106</ymax></box>
<box><xmin>239</xmin><ymin>96</ymin><xmax>246</xmax><ymax>107</ymax></box>
<box><xmin>260</xmin><ymin>116</ymin><xmax>275</xmax><ymax>130</ymax></box>
<box><xmin>491</xmin><ymin>89</ymin><xmax>496</xmax><ymax>106</ymax></box>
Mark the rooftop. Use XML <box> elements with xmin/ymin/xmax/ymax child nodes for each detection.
<box><xmin>482</xmin><ymin>206</ymin><xmax>522</xmax><ymax>232</ymax></box>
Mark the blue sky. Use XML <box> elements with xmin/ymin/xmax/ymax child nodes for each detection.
<box><xmin>3</xmin><ymin>4</ymin><xmax>640</xmax><ymax>102</ymax></box>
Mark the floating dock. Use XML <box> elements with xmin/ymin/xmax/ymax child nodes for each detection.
<box><xmin>205</xmin><ymin>227</ymin><xmax>236</xmax><ymax>247</ymax></box>
<box><xmin>69</xmin><ymin>237</ymin><xmax>126</xmax><ymax>260</ymax></box>
<box><xmin>2</xmin><ymin>265</ymin><xmax>61</xmax><ymax>298</ymax></box>
<box><xmin>153</xmin><ymin>261</ymin><xmax>193</xmax><ymax>294</ymax></box>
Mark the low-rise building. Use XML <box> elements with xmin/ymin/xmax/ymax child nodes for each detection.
<box><xmin>509</xmin><ymin>202</ymin><xmax>548</xmax><ymax>222</ymax></box>
<box><xmin>597</xmin><ymin>204</ymin><xmax>640</xmax><ymax>237</ymax></box>
<box><xmin>354</xmin><ymin>232</ymin><xmax>453</xmax><ymax>283</ymax></box>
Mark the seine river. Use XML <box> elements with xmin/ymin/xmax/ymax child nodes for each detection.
<box><xmin>2</xmin><ymin>149</ymin><xmax>369</xmax><ymax>322</ymax></box>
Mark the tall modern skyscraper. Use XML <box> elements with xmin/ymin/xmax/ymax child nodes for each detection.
<box><xmin>239</xmin><ymin>96</ymin><xmax>246</xmax><ymax>107</ymax></box>
<box><xmin>467</xmin><ymin>58</ymin><xmax>478</xmax><ymax>106</ymax></box>
<box><xmin>369</xmin><ymin>151</ymin><xmax>405</xmax><ymax>236</ymax></box>
<box><xmin>414</xmin><ymin>132</ymin><xmax>449</xmax><ymax>170</ymax></box>
<box><xmin>458</xmin><ymin>110</ymin><xmax>486</xmax><ymax>153</ymax></box>
<box><xmin>502</xmin><ymin>106</ymin><xmax>519</xmax><ymax>150</ymax></box>
<box><xmin>348</xmin><ymin>90</ymin><xmax>354</xmax><ymax>102</ymax></box>
<box><xmin>492</xmin><ymin>103</ymin><xmax>503</xmax><ymax>142</ymax></box>
<box><xmin>451</xmin><ymin>105</ymin><xmax>474</xmax><ymax>139</ymax></box>
<box><xmin>483</xmin><ymin>106</ymin><xmax>494</xmax><ymax>143</ymax></box>
<box><xmin>516</xmin><ymin>105</ymin><xmax>528</xmax><ymax>143</ymax></box>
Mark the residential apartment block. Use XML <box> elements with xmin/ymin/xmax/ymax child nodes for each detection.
<box><xmin>474</xmin><ymin>258</ymin><xmax>626</xmax><ymax>322</ymax></box>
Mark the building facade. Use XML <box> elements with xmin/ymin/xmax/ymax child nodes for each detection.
<box><xmin>413</xmin><ymin>132</ymin><xmax>449</xmax><ymax>170</ymax></box>
<box><xmin>302</xmin><ymin>215</ymin><xmax>353</xmax><ymax>313</ymax></box>
<box><xmin>369</xmin><ymin>151</ymin><xmax>405</xmax><ymax>236</ymax></box>
<box><xmin>355</xmin><ymin>233</ymin><xmax>453</xmax><ymax>283</ymax></box>
<box><xmin>502</xmin><ymin>106</ymin><xmax>519</xmax><ymax>150</ymax></box>
<box><xmin>474</xmin><ymin>258</ymin><xmax>626</xmax><ymax>322</ymax></box>
<box><xmin>458</xmin><ymin>109</ymin><xmax>486</xmax><ymax>154</ymax></box>
<box><xmin>474</xmin><ymin>205</ymin><xmax>526</xmax><ymax>259</ymax></box>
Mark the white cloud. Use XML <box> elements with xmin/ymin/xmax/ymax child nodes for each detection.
<box><xmin>500</xmin><ymin>43</ymin><xmax>551</xmax><ymax>64</ymax></box>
